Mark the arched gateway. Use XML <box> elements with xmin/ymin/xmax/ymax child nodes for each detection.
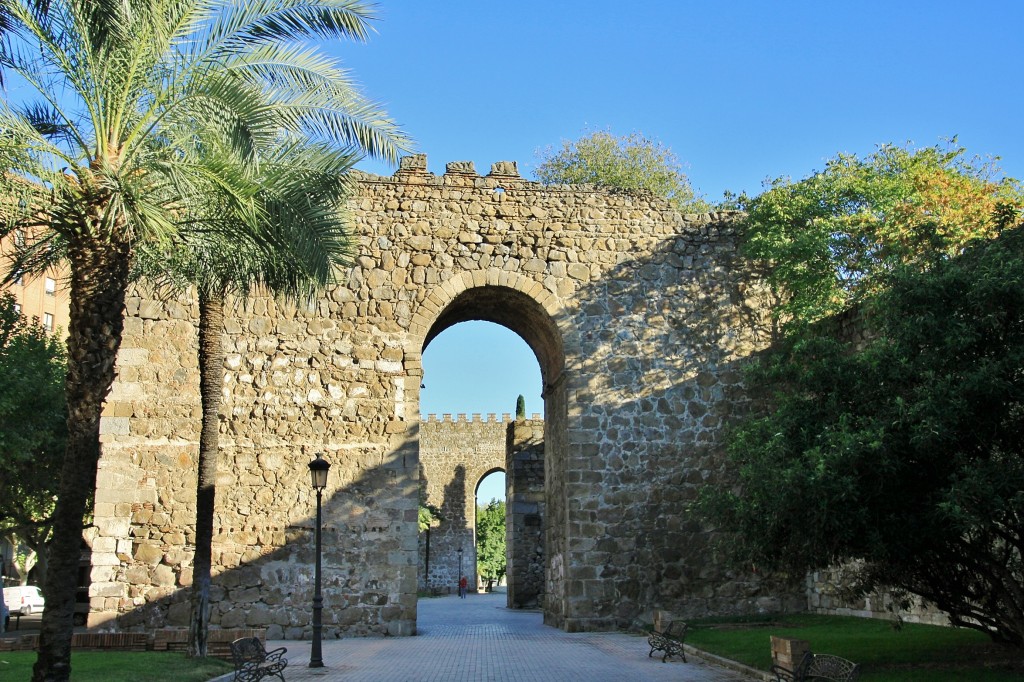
<box><xmin>88</xmin><ymin>155</ymin><xmax>796</xmax><ymax>639</ymax></box>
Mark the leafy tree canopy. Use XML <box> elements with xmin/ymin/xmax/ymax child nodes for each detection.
<box><xmin>535</xmin><ymin>130</ymin><xmax>711</xmax><ymax>212</ymax></box>
<box><xmin>698</xmin><ymin>225</ymin><xmax>1024</xmax><ymax>646</ymax></box>
<box><xmin>418</xmin><ymin>503</ymin><xmax>442</xmax><ymax>533</ymax></box>
<box><xmin>515</xmin><ymin>394</ymin><xmax>526</xmax><ymax>419</ymax></box>
<box><xmin>476</xmin><ymin>499</ymin><xmax>506</xmax><ymax>585</ymax></box>
<box><xmin>740</xmin><ymin>140</ymin><xmax>1023</xmax><ymax>332</ymax></box>
<box><xmin>0</xmin><ymin>293</ymin><xmax>66</xmax><ymax>572</ymax></box>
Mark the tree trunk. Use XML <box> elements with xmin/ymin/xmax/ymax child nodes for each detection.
<box><xmin>33</xmin><ymin>238</ymin><xmax>130</xmax><ymax>682</ymax></box>
<box><xmin>188</xmin><ymin>288</ymin><xmax>225</xmax><ymax>658</ymax></box>
<box><xmin>25</xmin><ymin>525</ymin><xmax>50</xmax><ymax>586</ymax></box>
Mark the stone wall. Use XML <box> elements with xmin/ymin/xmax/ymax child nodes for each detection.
<box><xmin>90</xmin><ymin>154</ymin><xmax>797</xmax><ymax>638</ymax></box>
<box><xmin>92</xmin><ymin>289</ymin><xmax>418</xmax><ymax>637</ymax></box>
<box><xmin>506</xmin><ymin>419</ymin><xmax>545</xmax><ymax>608</ymax></box>
<box><xmin>807</xmin><ymin>566</ymin><xmax>951</xmax><ymax>626</ymax></box>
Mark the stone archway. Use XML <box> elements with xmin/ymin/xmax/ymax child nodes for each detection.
<box><xmin>89</xmin><ymin>155</ymin><xmax>783</xmax><ymax>638</ymax></box>
<box><xmin>413</xmin><ymin>279</ymin><xmax>570</xmax><ymax>613</ymax></box>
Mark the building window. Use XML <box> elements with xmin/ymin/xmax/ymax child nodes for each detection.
<box><xmin>45</xmin><ymin>277</ymin><xmax>56</xmax><ymax>296</ymax></box>
<box><xmin>14</xmin><ymin>270</ymin><xmax>24</xmax><ymax>286</ymax></box>
<box><xmin>43</xmin><ymin>313</ymin><xmax>53</xmax><ymax>332</ymax></box>
<box><xmin>14</xmin><ymin>229</ymin><xmax>25</xmax><ymax>247</ymax></box>
<box><xmin>13</xmin><ymin>303</ymin><xmax>20</xmax><ymax>314</ymax></box>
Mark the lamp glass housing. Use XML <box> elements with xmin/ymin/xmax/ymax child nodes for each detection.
<box><xmin>308</xmin><ymin>454</ymin><xmax>330</xmax><ymax>490</ymax></box>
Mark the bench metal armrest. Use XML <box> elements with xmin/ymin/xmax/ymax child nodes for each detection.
<box><xmin>770</xmin><ymin>663</ymin><xmax>798</xmax><ymax>682</ymax></box>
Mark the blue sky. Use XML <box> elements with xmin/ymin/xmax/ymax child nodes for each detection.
<box><xmin>334</xmin><ymin>1</ymin><xmax>1024</xmax><ymax>503</ymax></box>
<box><xmin>341</xmin><ymin>1</ymin><xmax>1023</xmax><ymax>199</ymax></box>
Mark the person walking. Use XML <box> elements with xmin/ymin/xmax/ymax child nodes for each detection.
<box><xmin>459</xmin><ymin>576</ymin><xmax>468</xmax><ymax>599</ymax></box>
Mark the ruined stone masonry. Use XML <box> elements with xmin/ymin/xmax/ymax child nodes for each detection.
<box><xmin>90</xmin><ymin>154</ymin><xmax>802</xmax><ymax>639</ymax></box>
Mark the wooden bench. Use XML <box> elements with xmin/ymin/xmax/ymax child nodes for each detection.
<box><xmin>647</xmin><ymin>619</ymin><xmax>687</xmax><ymax>663</ymax></box>
<box><xmin>230</xmin><ymin>636</ymin><xmax>288</xmax><ymax>682</ymax></box>
<box><xmin>771</xmin><ymin>651</ymin><xmax>860</xmax><ymax>681</ymax></box>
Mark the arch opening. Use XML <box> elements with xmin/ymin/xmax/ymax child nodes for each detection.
<box><xmin>476</xmin><ymin>468</ymin><xmax>506</xmax><ymax>506</ymax></box>
<box><xmin>415</xmin><ymin>284</ymin><xmax>566</xmax><ymax>614</ymax></box>
<box><xmin>422</xmin><ymin>285</ymin><xmax>564</xmax><ymax>389</ymax></box>
<box><xmin>474</xmin><ymin>469</ymin><xmax>506</xmax><ymax>592</ymax></box>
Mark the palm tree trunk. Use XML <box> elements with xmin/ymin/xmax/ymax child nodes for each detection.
<box><xmin>188</xmin><ymin>288</ymin><xmax>225</xmax><ymax>658</ymax></box>
<box><xmin>33</xmin><ymin>238</ymin><xmax>130</xmax><ymax>682</ymax></box>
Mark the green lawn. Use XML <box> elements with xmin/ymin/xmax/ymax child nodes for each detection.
<box><xmin>686</xmin><ymin>613</ymin><xmax>1023</xmax><ymax>682</ymax></box>
<box><xmin>0</xmin><ymin>651</ymin><xmax>233</xmax><ymax>681</ymax></box>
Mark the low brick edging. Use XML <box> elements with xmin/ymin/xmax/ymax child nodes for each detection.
<box><xmin>152</xmin><ymin>627</ymin><xmax>266</xmax><ymax>660</ymax></box>
<box><xmin>0</xmin><ymin>628</ymin><xmax>264</xmax><ymax>660</ymax></box>
<box><xmin>0</xmin><ymin>632</ymin><xmax>148</xmax><ymax>653</ymax></box>
<box><xmin>0</xmin><ymin>635</ymin><xmax>38</xmax><ymax>652</ymax></box>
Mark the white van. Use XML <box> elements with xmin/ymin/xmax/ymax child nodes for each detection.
<box><xmin>4</xmin><ymin>585</ymin><xmax>45</xmax><ymax>615</ymax></box>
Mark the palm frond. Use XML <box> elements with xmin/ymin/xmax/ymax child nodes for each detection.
<box><xmin>192</xmin><ymin>0</ymin><xmax>375</xmax><ymax>59</ymax></box>
<box><xmin>1</xmin><ymin>228</ymin><xmax>67</xmax><ymax>285</ymax></box>
<box><xmin>213</xmin><ymin>44</ymin><xmax>412</xmax><ymax>162</ymax></box>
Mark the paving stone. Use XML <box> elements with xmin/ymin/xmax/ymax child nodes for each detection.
<box><xmin>220</xmin><ymin>590</ymin><xmax>749</xmax><ymax>682</ymax></box>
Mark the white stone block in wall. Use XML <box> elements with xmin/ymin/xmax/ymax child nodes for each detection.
<box><xmin>91</xmin><ymin>537</ymin><xmax>117</xmax><ymax>553</ymax></box>
<box><xmin>93</xmin><ymin>517</ymin><xmax>130</xmax><ymax>538</ymax></box>
<box><xmin>376</xmin><ymin>359</ymin><xmax>403</xmax><ymax>373</ymax></box>
<box><xmin>115</xmin><ymin>348</ymin><xmax>150</xmax><ymax>366</ymax></box>
<box><xmin>107</xmin><ymin>381</ymin><xmax>145</xmax><ymax>400</ymax></box>
<box><xmin>99</xmin><ymin>416</ymin><xmax>130</xmax><ymax>435</ymax></box>
<box><xmin>90</xmin><ymin>552</ymin><xmax>122</xmax><ymax>567</ymax></box>
<box><xmin>89</xmin><ymin>582</ymin><xmax>126</xmax><ymax>598</ymax></box>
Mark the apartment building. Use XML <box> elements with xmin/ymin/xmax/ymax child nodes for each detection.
<box><xmin>1</xmin><ymin>228</ymin><xmax>70</xmax><ymax>336</ymax></box>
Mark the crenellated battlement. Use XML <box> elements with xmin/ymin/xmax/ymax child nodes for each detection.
<box><xmin>393</xmin><ymin>154</ymin><xmax>520</xmax><ymax>179</ymax></box>
<box><xmin>351</xmin><ymin>153</ymin><xmax>528</xmax><ymax>190</ymax></box>
<box><xmin>422</xmin><ymin>412</ymin><xmax>542</xmax><ymax>424</ymax></box>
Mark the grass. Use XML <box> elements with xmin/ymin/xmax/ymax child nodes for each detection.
<box><xmin>686</xmin><ymin>613</ymin><xmax>1024</xmax><ymax>681</ymax></box>
<box><xmin>0</xmin><ymin>651</ymin><xmax>233</xmax><ymax>681</ymax></box>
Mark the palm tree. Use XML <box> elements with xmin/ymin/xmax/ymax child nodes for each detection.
<box><xmin>0</xmin><ymin>2</ymin><xmax>407</xmax><ymax>679</ymax></box>
<box><xmin>144</xmin><ymin>141</ymin><xmax>374</xmax><ymax>658</ymax></box>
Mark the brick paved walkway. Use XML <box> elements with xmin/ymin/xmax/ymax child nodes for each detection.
<box><xmin>217</xmin><ymin>590</ymin><xmax>751</xmax><ymax>681</ymax></box>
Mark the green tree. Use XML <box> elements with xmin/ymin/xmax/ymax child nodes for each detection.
<box><xmin>0</xmin><ymin>293</ymin><xmax>66</xmax><ymax>587</ymax></box>
<box><xmin>698</xmin><ymin>225</ymin><xmax>1024</xmax><ymax>646</ymax></box>
<box><xmin>0</xmin><ymin>2</ymin><xmax>406</xmax><ymax>679</ymax></box>
<box><xmin>741</xmin><ymin>141</ymin><xmax>1023</xmax><ymax>332</ymax></box>
<box><xmin>515</xmin><ymin>394</ymin><xmax>526</xmax><ymax>419</ymax></box>
<box><xmin>535</xmin><ymin>130</ymin><xmax>710</xmax><ymax>211</ymax></box>
<box><xmin>476</xmin><ymin>499</ymin><xmax>506</xmax><ymax>590</ymax></box>
<box><xmin>418</xmin><ymin>505</ymin><xmax>441</xmax><ymax>532</ymax></box>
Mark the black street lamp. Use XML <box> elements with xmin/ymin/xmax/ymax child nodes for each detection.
<box><xmin>457</xmin><ymin>546</ymin><xmax>464</xmax><ymax>598</ymax></box>
<box><xmin>308</xmin><ymin>453</ymin><xmax>330</xmax><ymax>668</ymax></box>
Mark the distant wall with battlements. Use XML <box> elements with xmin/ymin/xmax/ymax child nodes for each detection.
<box><xmin>422</xmin><ymin>412</ymin><xmax>541</xmax><ymax>423</ymax></box>
<box><xmin>417</xmin><ymin>413</ymin><xmax>508</xmax><ymax>592</ymax></box>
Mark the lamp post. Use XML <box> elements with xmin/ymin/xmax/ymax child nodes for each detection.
<box><xmin>308</xmin><ymin>453</ymin><xmax>330</xmax><ymax>668</ymax></box>
<box><xmin>457</xmin><ymin>546</ymin><xmax>464</xmax><ymax>598</ymax></box>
